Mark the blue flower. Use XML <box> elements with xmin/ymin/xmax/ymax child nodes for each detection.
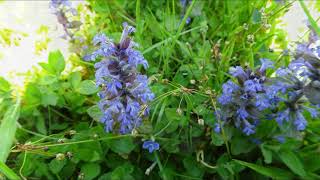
<box><xmin>255</xmin><ymin>94</ymin><xmax>271</xmax><ymax>110</ymax></box>
<box><xmin>259</xmin><ymin>58</ymin><xmax>274</xmax><ymax>72</ymax></box>
<box><xmin>294</xmin><ymin>111</ymin><xmax>307</xmax><ymax>131</ymax></box>
<box><xmin>237</xmin><ymin>108</ymin><xmax>249</xmax><ymax>120</ymax></box>
<box><xmin>218</xmin><ymin>94</ymin><xmax>232</xmax><ymax>105</ymax></box>
<box><xmin>106</xmin><ymin>80</ymin><xmax>122</xmax><ymax>95</ymax></box>
<box><xmin>50</xmin><ymin>0</ymin><xmax>80</xmax><ymax>39</ymax></box>
<box><xmin>304</xmin><ymin>106</ymin><xmax>318</xmax><ymax>118</ymax></box>
<box><xmin>143</xmin><ymin>140</ymin><xmax>160</xmax><ymax>153</ymax></box>
<box><xmin>214</xmin><ymin>123</ymin><xmax>221</xmax><ymax>133</ymax></box>
<box><xmin>85</xmin><ymin>23</ymin><xmax>154</xmax><ymax>134</ymax></box>
<box><xmin>275</xmin><ymin>109</ymin><xmax>290</xmax><ymax>125</ymax></box>
<box><xmin>93</xmin><ymin>33</ymin><xmax>108</xmax><ymax>45</ymax></box>
<box><xmin>222</xmin><ymin>80</ymin><xmax>239</xmax><ymax>94</ymax></box>
<box><xmin>274</xmin><ymin>135</ymin><xmax>286</xmax><ymax>143</ymax></box>
<box><xmin>229</xmin><ymin>66</ymin><xmax>248</xmax><ymax>80</ymax></box>
<box><xmin>244</xmin><ymin>79</ymin><xmax>263</xmax><ymax>93</ymax></box>
<box><xmin>243</xmin><ymin>121</ymin><xmax>255</xmax><ymax>136</ymax></box>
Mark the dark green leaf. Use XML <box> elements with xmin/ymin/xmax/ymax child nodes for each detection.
<box><xmin>278</xmin><ymin>150</ymin><xmax>306</xmax><ymax>177</ymax></box>
<box><xmin>233</xmin><ymin>159</ymin><xmax>294</xmax><ymax>180</ymax></box>
<box><xmin>81</xmin><ymin>163</ymin><xmax>101</xmax><ymax>180</ymax></box>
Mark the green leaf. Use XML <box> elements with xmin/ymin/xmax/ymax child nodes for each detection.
<box><xmin>69</xmin><ymin>71</ymin><xmax>82</xmax><ymax>89</ymax></box>
<box><xmin>278</xmin><ymin>150</ymin><xmax>306</xmax><ymax>177</ymax></box>
<box><xmin>0</xmin><ymin>161</ymin><xmax>20</xmax><ymax>180</ymax></box>
<box><xmin>87</xmin><ymin>105</ymin><xmax>103</xmax><ymax>120</ymax></box>
<box><xmin>78</xmin><ymin>80</ymin><xmax>99</xmax><ymax>95</ymax></box>
<box><xmin>41</xmin><ymin>91</ymin><xmax>58</xmax><ymax>106</ymax></box>
<box><xmin>0</xmin><ymin>77</ymin><xmax>10</xmax><ymax>93</ymax></box>
<box><xmin>108</xmin><ymin>137</ymin><xmax>135</xmax><ymax>154</ymax></box>
<box><xmin>230</xmin><ymin>136</ymin><xmax>255</xmax><ymax>155</ymax></box>
<box><xmin>81</xmin><ymin>163</ymin><xmax>101</xmax><ymax>180</ymax></box>
<box><xmin>111</xmin><ymin>163</ymin><xmax>134</xmax><ymax>180</ymax></box>
<box><xmin>252</xmin><ymin>9</ymin><xmax>261</xmax><ymax>24</ymax></box>
<box><xmin>299</xmin><ymin>0</ymin><xmax>320</xmax><ymax>36</ymax></box>
<box><xmin>233</xmin><ymin>159</ymin><xmax>294</xmax><ymax>180</ymax></box>
<box><xmin>0</xmin><ymin>96</ymin><xmax>20</xmax><ymax>162</ymax></box>
<box><xmin>48</xmin><ymin>50</ymin><xmax>65</xmax><ymax>75</ymax></box>
<box><xmin>49</xmin><ymin>159</ymin><xmax>66</xmax><ymax>174</ymax></box>
<box><xmin>39</xmin><ymin>75</ymin><xmax>58</xmax><ymax>85</ymax></box>
<box><xmin>183</xmin><ymin>156</ymin><xmax>204</xmax><ymax>178</ymax></box>
<box><xmin>260</xmin><ymin>144</ymin><xmax>272</xmax><ymax>164</ymax></box>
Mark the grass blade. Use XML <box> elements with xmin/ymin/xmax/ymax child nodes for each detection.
<box><xmin>299</xmin><ymin>0</ymin><xmax>320</xmax><ymax>36</ymax></box>
<box><xmin>0</xmin><ymin>95</ymin><xmax>21</xmax><ymax>163</ymax></box>
<box><xmin>0</xmin><ymin>161</ymin><xmax>20</xmax><ymax>180</ymax></box>
<box><xmin>233</xmin><ymin>159</ymin><xmax>294</xmax><ymax>180</ymax></box>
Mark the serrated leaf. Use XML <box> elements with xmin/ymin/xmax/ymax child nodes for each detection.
<box><xmin>278</xmin><ymin>150</ymin><xmax>306</xmax><ymax>177</ymax></box>
<box><xmin>78</xmin><ymin>80</ymin><xmax>99</xmax><ymax>95</ymax></box>
<box><xmin>233</xmin><ymin>159</ymin><xmax>294</xmax><ymax>180</ymax></box>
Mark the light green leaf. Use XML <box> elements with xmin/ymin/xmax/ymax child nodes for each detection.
<box><xmin>0</xmin><ymin>161</ymin><xmax>20</xmax><ymax>180</ymax></box>
<box><xmin>48</xmin><ymin>50</ymin><xmax>65</xmax><ymax>75</ymax></box>
<box><xmin>78</xmin><ymin>80</ymin><xmax>99</xmax><ymax>95</ymax></box>
<box><xmin>41</xmin><ymin>91</ymin><xmax>58</xmax><ymax>106</ymax></box>
<box><xmin>0</xmin><ymin>96</ymin><xmax>20</xmax><ymax>163</ymax></box>
<box><xmin>69</xmin><ymin>71</ymin><xmax>82</xmax><ymax>89</ymax></box>
<box><xmin>39</xmin><ymin>75</ymin><xmax>57</xmax><ymax>85</ymax></box>
<box><xmin>278</xmin><ymin>150</ymin><xmax>306</xmax><ymax>177</ymax></box>
<box><xmin>233</xmin><ymin>159</ymin><xmax>294</xmax><ymax>180</ymax></box>
<box><xmin>87</xmin><ymin>105</ymin><xmax>102</xmax><ymax>120</ymax></box>
<box><xmin>0</xmin><ymin>77</ymin><xmax>10</xmax><ymax>93</ymax></box>
<box><xmin>260</xmin><ymin>144</ymin><xmax>272</xmax><ymax>164</ymax></box>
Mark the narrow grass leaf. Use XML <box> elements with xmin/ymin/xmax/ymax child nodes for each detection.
<box><xmin>233</xmin><ymin>159</ymin><xmax>294</xmax><ymax>180</ymax></box>
<box><xmin>0</xmin><ymin>161</ymin><xmax>20</xmax><ymax>180</ymax></box>
<box><xmin>0</xmin><ymin>96</ymin><xmax>20</xmax><ymax>163</ymax></box>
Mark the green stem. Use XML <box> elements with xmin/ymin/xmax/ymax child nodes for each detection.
<box><xmin>154</xmin><ymin>152</ymin><xmax>168</xmax><ymax>180</ymax></box>
<box><xmin>299</xmin><ymin>0</ymin><xmax>320</xmax><ymax>36</ymax></box>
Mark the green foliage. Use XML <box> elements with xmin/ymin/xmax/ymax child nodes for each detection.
<box><xmin>0</xmin><ymin>95</ymin><xmax>20</xmax><ymax>163</ymax></box>
<box><xmin>1</xmin><ymin>0</ymin><xmax>320</xmax><ymax>179</ymax></box>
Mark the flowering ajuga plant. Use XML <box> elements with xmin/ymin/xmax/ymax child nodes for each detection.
<box><xmin>216</xmin><ymin>26</ymin><xmax>320</xmax><ymax>137</ymax></box>
<box><xmin>49</xmin><ymin>0</ymin><xmax>81</xmax><ymax>39</ymax></box>
<box><xmin>216</xmin><ymin>59</ymin><xmax>274</xmax><ymax>135</ymax></box>
<box><xmin>84</xmin><ymin>23</ymin><xmax>154</xmax><ymax>134</ymax></box>
<box><xmin>269</xmin><ymin>29</ymin><xmax>320</xmax><ymax>133</ymax></box>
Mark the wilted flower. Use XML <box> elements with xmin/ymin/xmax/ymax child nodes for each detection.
<box><xmin>85</xmin><ymin>23</ymin><xmax>154</xmax><ymax>134</ymax></box>
<box><xmin>50</xmin><ymin>0</ymin><xmax>81</xmax><ymax>39</ymax></box>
